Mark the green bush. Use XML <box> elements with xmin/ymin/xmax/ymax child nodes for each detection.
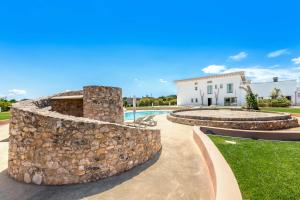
<box><xmin>0</xmin><ymin>98</ymin><xmax>15</xmax><ymax>112</ymax></box>
<box><xmin>246</xmin><ymin>92</ymin><xmax>259</xmax><ymax>110</ymax></box>
<box><xmin>135</xmin><ymin>95</ymin><xmax>177</xmax><ymax>107</ymax></box>
<box><xmin>258</xmin><ymin>97</ymin><xmax>291</xmax><ymax>107</ymax></box>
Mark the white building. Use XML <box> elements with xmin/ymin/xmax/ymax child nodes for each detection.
<box><xmin>176</xmin><ymin>71</ymin><xmax>300</xmax><ymax>106</ymax></box>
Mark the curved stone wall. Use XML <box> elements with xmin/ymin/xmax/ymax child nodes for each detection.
<box><xmin>83</xmin><ymin>86</ymin><xmax>124</xmax><ymax>124</ymax></box>
<box><xmin>8</xmin><ymin>88</ymin><xmax>161</xmax><ymax>185</ymax></box>
<box><xmin>168</xmin><ymin>109</ymin><xmax>299</xmax><ymax>130</ymax></box>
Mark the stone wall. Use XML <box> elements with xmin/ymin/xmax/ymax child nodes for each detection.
<box><xmin>167</xmin><ymin>115</ymin><xmax>299</xmax><ymax>130</ymax></box>
<box><xmin>83</xmin><ymin>86</ymin><xmax>124</xmax><ymax>124</ymax></box>
<box><xmin>50</xmin><ymin>98</ymin><xmax>83</xmax><ymax>117</ymax></box>
<box><xmin>8</xmin><ymin>87</ymin><xmax>161</xmax><ymax>185</ymax></box>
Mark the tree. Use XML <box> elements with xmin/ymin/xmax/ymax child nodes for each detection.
<box><xmin>200</xmin><ymin>89</ymin><xmax>205</xmax><ymax>106</ymax></box>
<box><xmin>214</xmin><ymin>88</ymin><xmax>220</xmax><ymax>105</ymax></box>
<box><xmin>246</xmin><ymin>92</ymin><xmax>259</xmax><ymax>110</ymax></box>
<box><xmin>271</xmin><ymin>88</ymin><xmax>281</xmax><ymax>99</ymax></box>
<box><xmin>240</xmin><ymin>84</ymin><xmax>259</xmax><ymax>110</ymax></box>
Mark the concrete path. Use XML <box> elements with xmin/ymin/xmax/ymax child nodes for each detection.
<box><xmin>0</xmin><ymin>116</ymin><xmax>214</xmax><ymax>200</ymax></box>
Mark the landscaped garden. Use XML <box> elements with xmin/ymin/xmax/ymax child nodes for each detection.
<box><xmin>261</xmin><ymin>107</ymin><xmax>300</xmax><ymax>114</ymax></box>
<box><xmin>209</xmin><ymin>134</ymin><xmax>300</xmax><ymax>200</ymax></box>
<box><xmin>0</xmin><ymin>112</ymin><xmax>10</xmax><ymax>120</ymax></box>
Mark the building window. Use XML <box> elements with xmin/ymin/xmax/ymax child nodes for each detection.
<box><xmin>215</xmin><ymin>85</ymin><xmax>217</xmax><ymax>89</ymax></box>
<box><xmin>224</xmin><ymin>97</ymin><xmax>237</xmax><ymax>106</ymax></box>
<box><xmin>227</xmin><ymin>83</ymin><xmax>233</xmax><ymax>93</ymax></box>
<box><xmin>220</xmin><ymin>84</ymin><xmax>223</xmax><ymax>89</ymax></box>
<box><xmin>195</xmin><ymin>86</ymin><xmax>198</xmax><ymax>91</ymax></box>
<box><xmin>207</xmin><ymin>85</ymin><xmax>213</xmax><ymax>94</ymax></box>
<box><xmin>195</xmin><ymin>98</ymin><xmax>198</xmax><ymax>103</ymax></box>
<box><xmin>191</xmin><ymin>98</ymin><xmax>194</xmax><ymax>103</ymax></box>
<box><xmin>195</xmin><ymin>82</ymin><xmax>198</xmax><ymax>85</ymax></box>
<box><xmin>207</xmin><ymin>80</ymin><xmax>212</xmax><ymax>84</ymax></box>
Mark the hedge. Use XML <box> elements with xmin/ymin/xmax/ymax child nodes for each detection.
<box><xmin>258</xmin><ymin>97</ymin><xmax>291</xmax><ymax>107</ymax></box>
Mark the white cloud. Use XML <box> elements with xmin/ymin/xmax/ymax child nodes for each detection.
<box><xmin>267</xmin><ymin>49</ymin><xmax>289</xmax><ymax>58</ymax></box>
<box><xmin>202</xmin><ymin>65</ymin><xmax>300</xmax><ymax>82</ymax></box>
<box><xmin>8</xmin><ymin>89</ymin><xmax>27</xmax><ymax>96</ymax></box>
<box><xmin>223</xmin><ymin>66</ymin><xmax>300</xmax><ymax>82</ymax></box>
<box><xmin>159</xmin><ymin>79</ymin><xmax>168</xmax><ymax>84</ymax></box>
<box><xmin>228</xmin><ymin>52</ymin><xmax>248</xmax><ymax>61</ymax></box>
<box><xmin>202</xmin><ymin>65</ymin><xmax>226</xmax><ymax>74</ymax></box>
<box><xmin>292</xmin><ymin>57</ymin><xmax>300</xmax><ymax>64</ymax></box>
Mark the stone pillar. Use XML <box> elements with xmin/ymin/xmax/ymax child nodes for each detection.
<box><xmin>83</xmin><ymin>86</ymin><xmax>124</xmax><ymax>124</ymax></box>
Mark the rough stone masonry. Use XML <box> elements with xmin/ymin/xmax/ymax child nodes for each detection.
<box><xmin>8</xmin><ymin>86</ymin><xmax>161</xmax><ymax>185</ymax></box>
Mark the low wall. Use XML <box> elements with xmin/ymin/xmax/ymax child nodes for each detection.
<box><xmin>171</xmin><ymin>109</ymin><xmax>291</xmax><ymax>121</ymax></box>
<box><xmin>200</xmin><ymin>126</ymin><xmax>300</xmax><ymax>141</ymax></box>
<box><xmin>193</xmin><ymin>127</ymin><xmax>242</xmax><ymax>200</ymax></box>
<box><xmin>167</xmin><ymin>115</ymin><xmax>299</xmax><ymax>130</ymax></box>
<box><xmin>8</xmin><ymin>93</ymin><xmax>161</xmax><ymax>185</ymax></box>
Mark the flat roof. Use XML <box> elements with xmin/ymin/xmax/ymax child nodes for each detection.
<box><xmin>175</xmin><ymin>71</ymin><xmax>245</xmax><ymax>83</ymax></box>
<box><xmin>250</xmin><ymin>79</ymin><xmax>297</xmax><ymax>85</ymax></box>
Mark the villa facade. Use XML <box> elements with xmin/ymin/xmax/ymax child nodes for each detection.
<box><xmin>176</xmin><ymin>71</ymin><xmax>300</xmax><ymax>106</ymax></box>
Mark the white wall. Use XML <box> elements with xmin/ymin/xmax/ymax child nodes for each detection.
<box><xmin>176</xmin><ymin>75</ymin><xmax>245</xmax><ymax>106</ymax></box>
<box><xmin>250</xmin><ymin>80</ymin><xmax>298</xmax><ymax>105</ymax></box>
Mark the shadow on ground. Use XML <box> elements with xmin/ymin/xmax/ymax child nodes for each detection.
<box><xmin>0</xmin><ymin>151</ymin><xmax>161</xmax><ymax>200</ymax></box>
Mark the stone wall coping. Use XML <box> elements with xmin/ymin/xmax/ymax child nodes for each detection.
<box><xmin>171</xmin><ymin>108</ymin><xmax>291</xmax><ymax>122</ymax></box>
<box><xmin>51</xmin><ymin>95</ymin><xmax>83</xmax><ymax>100</ymax></box>
<box><xmin>193</xmin><ymin>127</ymin><xmax>242</xmax><ymax>200</ymax></box>
<box><xmin>12</xmin><ymin>97</ymin><xmax>156</xmax><ymax>131</ymax></box>
<box><xmin>83</xmin><ymin>85</ymin><xmax>122</xmax><ymax>90</ymax></box>
<box><xmin>167</xmin><ymin>114</ymin><xmax>299</xmax><ymax>130</ymax></box>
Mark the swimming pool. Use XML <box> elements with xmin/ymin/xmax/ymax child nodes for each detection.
<box><xmin>124</xmin><ymin>110</ymin><xmax>171</xmax><ymax>121</ymax></box>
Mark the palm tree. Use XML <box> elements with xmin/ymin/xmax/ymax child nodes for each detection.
<box><xmin>271</xmin><ymin>88</ymin><xmax>281</xmax><ymax>99</ymax></box>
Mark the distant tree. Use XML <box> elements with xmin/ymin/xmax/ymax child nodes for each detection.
<box><xmin>214</xmin><ymin>88</ymin><xmax>220</xmax><ymax>105</ymax></box>
<box><xmin>271</xmin><ymin>88</ymin><xmax>282</xmax><ymax>99</ymax></box>
<box><xmin>200</xmin><ymin>89</ymin><xmax>205</xmax><ymax>106</ymax></box>
<box><xmin>0</xmin><ymin>98</ymin><xmax>14</xmax><ymax>112</ymax></box>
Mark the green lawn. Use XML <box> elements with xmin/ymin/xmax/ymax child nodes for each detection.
<box><xmin>209</xmin><ymin>135</ymin><xmax>300</xmax><ymax>200</ymax></box>
<box><xmin>0</xmin><ymin>112</ymin><xmax>11</xmax><ymax>120</ymax></box>
<box><xmin>261</xmin><ymin>107</ymin><xmax>300</xmax><ymax>114</ymax></box>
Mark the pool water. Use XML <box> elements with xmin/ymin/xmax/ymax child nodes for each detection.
<box><xmin>124</xmin><ymin>110</ymin><xmax>171</xmax><ymax>121</ymax></box>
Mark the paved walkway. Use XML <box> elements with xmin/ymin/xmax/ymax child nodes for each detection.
<box><xmin>0</xmin><ymin>116</ymin><xmax>214</xmax><ymax>200</ymax></box>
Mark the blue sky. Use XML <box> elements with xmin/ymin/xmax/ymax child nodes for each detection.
<box><xmin>1</xmin><ymin>0</ymin><xmax>300</xmax><ymax>99</ymax></box>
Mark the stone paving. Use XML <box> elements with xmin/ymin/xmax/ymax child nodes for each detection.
<box><xmin>0</xmin><ymin>115</ymin><xmax>214</xmax><ymax>200</ymax></box>
<box><xmin>175</xmin><ymin>109</ymin><xmax>290</xmax><ymax>120</ymax></box>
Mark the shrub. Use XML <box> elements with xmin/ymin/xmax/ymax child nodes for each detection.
<box><xmin>246</xmin><ymin>92</ymin><xmax>259</xmax><ymax>110</ymax></box>
<box><xmin>258</xmin><ymin>97</ymin><xmax>291</xmax><ymax>107</ymax></box>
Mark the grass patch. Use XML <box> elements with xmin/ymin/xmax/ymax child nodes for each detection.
<box><xmin>0</xmin><ymin>112</ymin><xmax>10</xmax><ymax>120</ymax></box>
<box><xmin>261</xmin><ymin>107</ymin><xmax>300</xmax><ymax>114</ymax></box>
<box><xmin>125</xmin><ymin>106</ymin><xmax>190</xmax><ymax>111</ymax></box>
<box><xmin>209</xmin><ymin>135</ymin><xmax>300</xmax><ymax>200</ymax></box>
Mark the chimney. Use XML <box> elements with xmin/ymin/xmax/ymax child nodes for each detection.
<box><xmin>273</xmin><ymin>77</ymin><xmax>278</xmax><ymax>82</ymax></box>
